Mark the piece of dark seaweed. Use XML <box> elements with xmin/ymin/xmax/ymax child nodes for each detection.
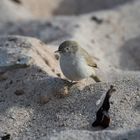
<box><xmin>92</xmin><ymin>85</ymin><xmax>116</xmax><ymax>128</ymax></box>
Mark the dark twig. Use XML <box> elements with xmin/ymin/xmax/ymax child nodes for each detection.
<box><xmin>91</xmin><ymin>16</ymin><xmax>103</xmax><ymax>24</ymax></box>
<box><xmin>92</xmin><ymin>85</ymin><xmax>116</xmax><ymax>128</ymax></box>
<box><xmin>1</xmin><ymin>134</ymin><xmax>11</xmax><ymax>140</ymax></box>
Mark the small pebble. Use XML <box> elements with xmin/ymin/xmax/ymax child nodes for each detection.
<box><xmin>39</xmin><ymin>96</ymin><xmax>50</xmax><ymax>104</ymax></box>
<box><xmin>14</xmin><ymin>89</ymin><xmax>25</xmax><ymax>96</ymax></box>
<box><xmin>91</xmin><ymin>16</ymin><xmax>103</xmax><ymax>24</ymax></box>
<box><xmin>55</xmin><ymin>86</ymin><xmax>69</xmax><ymax>98</ymax></box>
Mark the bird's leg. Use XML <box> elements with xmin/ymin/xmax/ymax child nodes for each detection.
<box><xmin>90</xmin><ymin>75</ymin><xmax>101</xmax><ymax>82</ymax></box>
<box><xmin>70</xmin><ymin>80</ymin><xmax>78</xmax><ymax>85</ymax></box>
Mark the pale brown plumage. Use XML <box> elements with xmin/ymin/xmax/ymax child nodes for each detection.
<box><xmin>56</xmin><ymin>40</ymin><xmax>101</xmax><ymax>82</ymax></box>
<box><xmin>79</xmin><ymin>47</ymin><xmax>97</xmax><ymax>68</ymax></box>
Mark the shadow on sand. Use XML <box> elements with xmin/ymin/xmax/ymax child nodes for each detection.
<box><xmin>53</xmin><ymin>0</ymin><xmax>133</xmax><ymax>15</ymax></box>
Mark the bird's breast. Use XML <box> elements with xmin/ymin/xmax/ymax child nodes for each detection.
<box><xmin>60</xmin><ymin>54</ymin><xmax>93</xmax><ymax>81</ymax></box>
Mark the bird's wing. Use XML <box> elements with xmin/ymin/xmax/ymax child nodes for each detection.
<box><xmin>80</xmin><ymin>47</ymin><xmax>98</xmax><ymax>68</ymax></box>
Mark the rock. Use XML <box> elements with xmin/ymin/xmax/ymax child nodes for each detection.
<box><xmin>0</xmin><ymin>1</ymin><xmax>140</xmax><ymax>79</ymax></box>
<box><xmin>0</xmin><ymin>35</ymin><xmax>60</xmax><ymax>76</ymax></box>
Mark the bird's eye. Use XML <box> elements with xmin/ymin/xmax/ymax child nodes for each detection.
<box><xmin>66</xmin><ymin>47</ymin><xmax>69</xmax><ymax>50</ymax></box>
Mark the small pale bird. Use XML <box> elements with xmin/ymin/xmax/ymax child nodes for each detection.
<box><xmin>55</xmin><ymin>40</ymin><xmax>101</xmax><ymax>82</ymax></box>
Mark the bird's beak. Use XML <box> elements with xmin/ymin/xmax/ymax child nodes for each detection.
<box><xmin>54</xmin><ymin>50</ymin><xmax>62</xmax><ymax>53</ymax></box>
<box><xmin>55</xmin><ymin>50</ymin><xmax>59</xmax><ymax>53</ymax></box>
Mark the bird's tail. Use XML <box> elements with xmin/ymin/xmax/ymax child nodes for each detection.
<box><xmin>91</xmin><ymin>75</ymin><xmax>101</xmax><ymax>82</ymax></box>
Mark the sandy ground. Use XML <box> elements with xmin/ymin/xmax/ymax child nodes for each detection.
<box><xmin>0</xmin><ymin>0</ymin><xmax>140</xmax><ymax>139</ymax></box>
